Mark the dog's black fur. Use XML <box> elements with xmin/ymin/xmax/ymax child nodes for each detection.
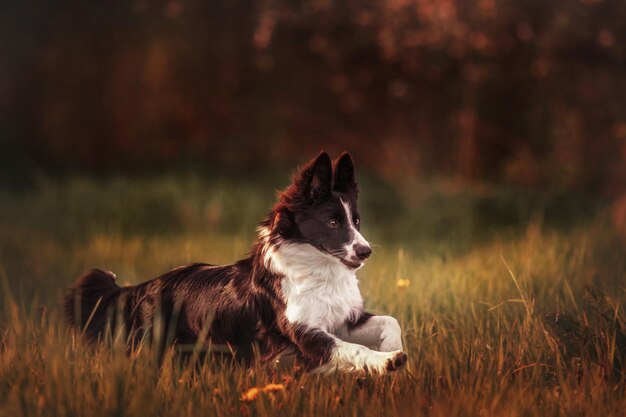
<box><xmin>64</xmin><ymin>152</ymin><xmax>405</xmax><ymax>371</ymax></box>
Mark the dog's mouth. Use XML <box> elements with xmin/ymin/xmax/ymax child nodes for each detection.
<box><xmin>319</xmin><ymin>244</ymin><xmax>363</xmax><ymax>269</ymax></box>
<box><xmin>339</xmin><ymin>258</ymin><xmax>362</xmax><ymax>269</ymax></box>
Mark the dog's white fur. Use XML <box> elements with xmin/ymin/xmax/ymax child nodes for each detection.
<box><xmin>260</xmin><ymin>225</ymin><xmax>404</xmax><ymax>374</ymax></box>
<box><xmin>312</xmin><ymin>335</ymin><xmax>403</xmax><ymax>374</ymax></box>
<box><xmin>269</xmin><ymin>242</ymin><xmax>364</xmax><ymax>332</ymax></box>
<box><xmin>336</xmin><ymin>316</ymin><xmax>403</xmax><ymax>352</ymax></box>
<box><xmin>340</xmin><ymin>199</ymin><xmax>370</xmax><ymax>262</ymax></box>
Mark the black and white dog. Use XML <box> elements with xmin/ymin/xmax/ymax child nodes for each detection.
<box><xmin>64</xmin><ymin>152</ymin><xmax>407</xmax><ymax>373</ymax></box>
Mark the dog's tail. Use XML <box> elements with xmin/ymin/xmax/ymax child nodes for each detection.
<box><xmin>63</xmin><ymin>269</ymin><xmax>124</xmax><ymax>342</ymax></box>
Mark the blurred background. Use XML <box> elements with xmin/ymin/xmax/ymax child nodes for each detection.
<box><xmin>1</xmin><ymin>0</ymin><xmax>626</xmax><ymax>295</ymax></box>
<box><xmin>2</xmin><ymin>0</ymin><xmax>625</xmax><ymax>190</ymax></box>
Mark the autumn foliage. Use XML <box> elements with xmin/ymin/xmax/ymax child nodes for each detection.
<box><xmin>1</xmin><ymin>0</ymin><xmax>625</xmax><ymax>194</ymax></box>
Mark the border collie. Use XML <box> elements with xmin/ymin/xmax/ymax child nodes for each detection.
<box><xmin>64</xmin><ymin>152</ymin><xmax>407</xmax><ymax>374</ymax></box>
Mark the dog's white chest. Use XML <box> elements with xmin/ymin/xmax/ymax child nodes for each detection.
<box><xmin>281</xmin><ymin>271</ymin><xmax>363</xmax><ymax>332</ymax></box>
<box><xmin>281</xmin><ymin>270</ymin><xmax>363</xmax><ymax>332</ymax></box>
<box><xmin>265</xmin><ymin>241</ymin><xmax>364</xmax><ymax>332</ymax></box>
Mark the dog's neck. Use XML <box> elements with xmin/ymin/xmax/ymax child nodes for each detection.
<box><xmin>256</xmin><ymin>226</ymin><xmax>364</xmax><ymax>333</ymax></box>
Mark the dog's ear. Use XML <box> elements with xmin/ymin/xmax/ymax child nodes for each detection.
<box><xmin>282</xmin><ymin>151</ymin><xmax>332</xmax><ymax>208</ymax></box>
<box><xmin>333</xmin><ymin>152</ymin><xmax>358</xmax><ymax>196</ymax></box>
<box><xmin>298</xmin><ymin>151</ymin><xmax>332</xmax><ymax>202</ymax></box>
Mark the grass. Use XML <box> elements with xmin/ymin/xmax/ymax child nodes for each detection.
<box><xmin>0</xmin><ymin>173</ymin><xmax>625</xmax><ymax>417</ymax></box>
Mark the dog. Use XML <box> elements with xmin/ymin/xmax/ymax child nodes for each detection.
<box><xmin>64</xmin><ymin>152</ymin><xmax>407</xmax><ymax>374</ymax></box>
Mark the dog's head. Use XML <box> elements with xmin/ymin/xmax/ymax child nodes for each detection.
<box><xmin>268</xmin><ymin>151</ymin><xmax>372</xmax><ymax>270</ymax></box>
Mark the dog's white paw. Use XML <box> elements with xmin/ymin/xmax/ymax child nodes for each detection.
<box><xmin>384</xmin><ymin>350</ymin><xmax>408</xmax><ymax>372</ymax></box>
<box><xmin>366</xmin><ymin>350</ymin><xmax>408</xmax><ymax>374</ymax></box>
<box><xmin>313</xmin><ymin>341</ymin><xmax>407</xmax><ymax>375</ymax></box>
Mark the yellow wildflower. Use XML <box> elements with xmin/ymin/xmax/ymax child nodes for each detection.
<box><xmin>241</xmin><ymin>383</ymin><xmax>286</xmax><ymax>402</ymax></box>
<box><xmin>241</xmin><ymin>387</ymin><xmax>261</xmax><ymax>402</ymax></box>
<box><xmin>397</xmin><ymin>279</ymin><xmax>410</xmax><ymax>289</ymax></box>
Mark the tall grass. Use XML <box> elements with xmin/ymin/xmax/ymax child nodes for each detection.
<box><xmin>0</xmin><ymin>175</ymin><xmax>624</xmax><ymax>416</ymax></box>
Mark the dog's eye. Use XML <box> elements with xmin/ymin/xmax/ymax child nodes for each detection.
<box><xmin>328</xmin><ymin>219</ymin><xmax>338</xmax><ymax>228</ymax></box>
<box><xmin>354</xmin><ymin>217</ymin><xmax>360</xmax><ymax>226</ymax></box>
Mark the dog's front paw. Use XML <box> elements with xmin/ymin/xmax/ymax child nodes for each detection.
<box><xmin>385</xmin><ymin>351</ymin><xmax>407</xmax><ymax>372</ymax></box>
<box><xmin>365</xmin><ymin>350</ymin><xmax>407</xmax><ymax>374</ymax></box>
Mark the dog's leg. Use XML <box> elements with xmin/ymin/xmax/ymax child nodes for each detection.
<box><xmin>285</xmin><ymin>325</ymin><xmax>406</xmax><ymax>374</ymax></box>
<box><xmin>337</xmin><ymin>314</ymin><xmax>403</xmax><ymax>352</ymax></box>
<box><xmin>312</xmin><ymin>335</ymin><xmax>407</xmax><ymax>374</ymax></box>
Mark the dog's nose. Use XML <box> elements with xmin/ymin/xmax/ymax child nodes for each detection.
<box><xmin>354</xmin><ymin>244</ymin><xmax>372</xmax><ymax>260</ymax></box>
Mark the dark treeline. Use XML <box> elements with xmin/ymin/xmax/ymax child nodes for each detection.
<box><xmin>1</xmin><ymin>0</ymin><xmax>625</xmax><ymax>194</ymax></box>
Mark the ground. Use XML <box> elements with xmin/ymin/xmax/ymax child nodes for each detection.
<box><xmin>0</xmin><ymin>174</ymin><xmax>624</xmax><ymax>417</ymax></box>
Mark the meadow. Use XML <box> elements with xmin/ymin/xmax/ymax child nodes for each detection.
<box><xmin>0</xmin><ymin>172</ymin><xmax>625</xmax><ymax>417</ymax></box>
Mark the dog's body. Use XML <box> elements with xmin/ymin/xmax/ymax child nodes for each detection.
<box><xmin>64</xmin><ymin>152</ymin><xmax>406</xmax><ymax>373</ymax></box>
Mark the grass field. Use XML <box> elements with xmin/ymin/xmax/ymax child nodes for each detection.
<box><xmin>1</xmin><ymin>173</ymin><xmax>625</xmax><ymax>417</ymax></box>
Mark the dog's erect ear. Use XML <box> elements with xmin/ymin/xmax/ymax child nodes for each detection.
<box><xmin>287</xmin><ymin>151</ymin><xmax>332</xmax><ymax>205</ymax></box>
<box><xmin>299</xmin><ymin>151</ymin><xmax>332</xmax><ymax>201</ymax></box>
<box><xmin>333</xmin><ymin>152</ymin><xmax>358</xmax><ymax>196</ymax></box>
